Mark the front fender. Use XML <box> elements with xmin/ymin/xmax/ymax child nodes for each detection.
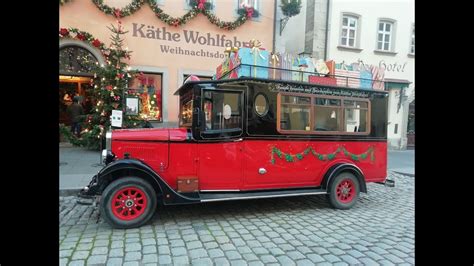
<box><xmin>81</xmin><ymin>158</ymin><xmax>200</xmax><ymax>205</ymax></box>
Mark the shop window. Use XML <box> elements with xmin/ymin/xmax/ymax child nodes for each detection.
<box><xmin>59</xmin><ymin>46</ymin><xmax>99</xmax><ymax>76</ymax></box>
<box><xmin>128</xmin><ymin>72</ymin><xmax>163</xmax><ymax>122</ymax></box>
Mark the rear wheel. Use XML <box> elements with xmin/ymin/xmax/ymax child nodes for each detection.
<box><xmin>327</xmin><ymin>172</ymin><xmax>360</xmax><ymax>209</ymax></box>
<box><xmin>100</xmin><ymin>177</ymin><xmax>157</xmax><ymax>229</ymax></box>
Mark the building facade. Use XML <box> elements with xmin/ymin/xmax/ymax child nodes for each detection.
<box><xmin>60</xmin><ymin>0</ymin><xmax>414</xmax><ymax>149</ymax></box>
<box><xmin>274</xmin><ymin>0</ymin><xmax>415</xmax><ymax>150</ymax></box>
<box><xmin>60</xmin><ymin>0</ymin><xmax>276</xmax><ymax>127</ymax></box>
<box><xmin>326</xmin><ymin>0</ymin><xmax>415</xmax><ymax>149</ymax></box>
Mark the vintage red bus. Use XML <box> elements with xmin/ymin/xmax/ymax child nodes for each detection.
<box><xmin>79</xmin><ymin>65</ymin><xmax>393</xmax><ymax>228</ymax></box>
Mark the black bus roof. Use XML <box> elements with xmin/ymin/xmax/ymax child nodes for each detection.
<box><xmin>174</xmin><ymin>76</ymin><xmax>389</xmax><ymax>96</ymax></box>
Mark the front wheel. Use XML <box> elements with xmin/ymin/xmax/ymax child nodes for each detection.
<box><xmin>326</xmin><ymin>172</ymin><xmax>360</xmax><ymax>209</ymax></box>
<box><xmin>100</xmin><ymin>177</ymin><xmax>157</xmax><ymax>229</ymax></box>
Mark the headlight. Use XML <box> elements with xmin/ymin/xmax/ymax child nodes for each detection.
<box><xmin>101</xmin><ymin>149</ymin><xmax>108</xmax><ymax>159</ymax></box>
<box><xmin>101</xmin><ymin>149</ymin><xmax>116</xmax><ymax>165</ymax></box>
<box><xmin>105</xmin><ymin>131</ymin><xmax>112</xmax><ymax>151</ymax></box>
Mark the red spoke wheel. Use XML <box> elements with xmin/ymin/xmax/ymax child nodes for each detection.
<box><xmin>327</xmin><ymin>172</ymin><xmax>360</xmax><ymax>209</ymax></box>
<box><xmin>100</xmin><ymin>177</ymin><xmax>157</xmax><ymax>229</ymax></box>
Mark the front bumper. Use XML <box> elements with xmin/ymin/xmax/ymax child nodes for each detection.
<box><xmin>78</xmin><ymin>174</ymin><xmax>100</xmax><ymax>197</ymax></box>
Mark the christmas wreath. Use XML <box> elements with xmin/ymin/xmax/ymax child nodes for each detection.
<box><xmin>280</xmin><ymin>0</ymin><xmax>302</xmax><ymax>17</ymax></box>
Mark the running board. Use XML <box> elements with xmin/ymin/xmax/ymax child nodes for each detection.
<box><xmin>200</xmin><ymin>188</ymin><xmax>327</xmax><ymax>202</ymax></box>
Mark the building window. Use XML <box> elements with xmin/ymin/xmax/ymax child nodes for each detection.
<box><xmin>277</xmin><ymin>93</ymin><xmax>371</xmax><ymax>135</ymax></box>
<box><xmin>59</xmin><ymin>46</ymin><xmax>99</xmax><ymax>76</ymax></box>
<box><xmin>410</xmin><ymin>24</ymin><xmax>415</xmax><ymax>55</ymax></box>
<box><xmin>185</xmin><ymin>0</ymin><xmax>214</xmax><ymax>11</ymax></box>
<box><xmin>377</xmin><ymin>20</ymin><xmax>395</xmax><ymax>51</ymax></box>
<box><xmin>340</xmin><ymin>14</ymin><xmax>359</xmax><ymax>48</ymax></box>
<box><xmin>128</xmin><ymin>72</ymin><xmax>163</xmax><ymax>121</ymax></box>
<box><xmin>239</xmin><ymin>0</ymin><xmax>258</xmax><ymax>10</ymax></box>
<box><xmin>394</xmin><ymin>123</ymin><xmax>398</xmax><ymax>134</ymax></box>
<box><xmin>236</xmin><ymin>0</ymin><xmax>260</xmax><ymax>20</ymax></box>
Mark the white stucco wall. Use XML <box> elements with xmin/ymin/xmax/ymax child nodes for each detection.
<box><xmin>326</xmin><ymin>0</ymin><xmax>414</xmax><ymax>149</ymax></box>
<box><xmin>275</xmin><ymin>0</ymin><xmax>308</xmax><ymax>54</ymax></box>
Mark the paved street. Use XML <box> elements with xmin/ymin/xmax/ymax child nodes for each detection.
<box><xmin>60</xmin><ymin>171</ymin><xmax>414</xmax><ymax>266</ymax></box>
<box><xmin>387</xmin><ymin>150</ymin><xmax>414</xmax><ymax>176</ymax></box>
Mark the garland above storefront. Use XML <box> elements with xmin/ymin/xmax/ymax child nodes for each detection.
<box><xmin>59</xmin><ymin>28</ymin><xmax>107</xmax><ymax>55</ymax></box>
<box><xmin>85</xmin><ymin>0</ymin><xmax>257</xmax><ymax>30</ymax></box>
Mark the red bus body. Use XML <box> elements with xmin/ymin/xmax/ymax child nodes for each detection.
<box><xmin>111</xmin><ymin>129</ymin><xmax>387</xmax><ymax>191</ymax></box>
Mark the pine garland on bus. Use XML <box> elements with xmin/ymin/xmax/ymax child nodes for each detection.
<box><xmin>270</xmin><ymin>145</ymin><xmax>375</xmax><ymax>164</ymax></box>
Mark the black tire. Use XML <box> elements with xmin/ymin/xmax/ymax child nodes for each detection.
<box><xmin>100</xmin><ymin>177</ymin><xmax>157</xmax><ymax>229</ymax></box>
<box><xmin>326</xmin><ymin>172</ymin><xmax>360</xmax><ymax>210</ymax></box>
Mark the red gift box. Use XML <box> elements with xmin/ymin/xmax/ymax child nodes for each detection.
<box><xmin>309</xmin><ymin>75</ymin><xmax>337</xmax><ymax>86</ymax></box>
<box><xmin>325</xmin><ymin>60</ymin><xmax>335</xmax><ymax>76</ymax></box>
<box><xmin>216</xmin><ymin>55</ymin><xmax>239</xmax><ymax>79</ymax></box>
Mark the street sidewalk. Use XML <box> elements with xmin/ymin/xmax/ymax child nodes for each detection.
<box><xmin>59</xmin><ymin>142</ymin><xmax>102</xmax><ymax>195</ymax></box>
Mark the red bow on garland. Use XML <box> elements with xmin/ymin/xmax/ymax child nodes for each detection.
<box><xmin>113</xmin><ymin>8</ymin><xmax>121</xmax><ymax>18</ymax></box>
<box><xmin>76</xmin><ymin>33</ymin><xmax>86</xmax><ymax>41</ymax></box>
<box><xmin>245</xmin><ymin>7</ymin><xmax>254</xmax><ymax>18</ymax></box>
<box><xmin>172</xmin><ymin>20</ymin><xmax>180</xmax><ymax>27</ymax></box>
<box><xmin>92</xmin><ymin>39</ymin><xmax>102</xmax><ymax>47</ymax></box>
<box><xmin>197</xmin><ymin>0</ymin><xmax>206</xmax><ymax>10</ymax></box>
<box><xmin>59</xmin><ymin>28</ymin><xmax>69</xmax><ymax>36</ymax></box>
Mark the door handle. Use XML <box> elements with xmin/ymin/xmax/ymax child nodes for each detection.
<box><xmin>234</xmin><ymin>138</ymin><xmax>243</xmax><ymax>142</ymax></box>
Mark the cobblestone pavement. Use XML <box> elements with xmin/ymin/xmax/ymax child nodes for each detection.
<box><xmin>60</xmin><ymin>172</ymin><xmax>414</xmax><ymax>265</ymax></box>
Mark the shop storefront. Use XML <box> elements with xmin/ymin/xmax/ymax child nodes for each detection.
<box><xmin>60</xmin><ymin>0</ymin><xmax>275</xmax><ymax>127</ymax></box>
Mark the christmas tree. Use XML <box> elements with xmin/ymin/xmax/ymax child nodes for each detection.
<box><xmin>61</xmin><ymin>13</ymin><xmax>146</xmax><ymax>150</ymax></box>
